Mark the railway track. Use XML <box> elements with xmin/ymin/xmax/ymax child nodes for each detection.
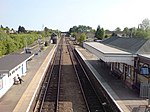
<box><xmin>33</xmin><ymin>37</ymin><xmax>114</xmax><ymax>112</ymax></box>
<box><xmin>33</xmin><ymin>38</ymin><xmax>63</xmax><ymax>112</ymax></box>
<box><xmin>66</xmin><ymin>39</ymin><xmax>108</xmax><ymax>112</ymax></box>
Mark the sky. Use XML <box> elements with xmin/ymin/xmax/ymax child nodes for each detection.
<box><xmin>1</xmin><ymin>0</ymin><xmax>150</xmax><ymax>31</ymax></box>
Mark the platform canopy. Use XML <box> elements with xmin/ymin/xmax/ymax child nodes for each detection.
<box><xmin>83</xmin><ymin>42</ymin><xmax>136</xmax><ymax>66</ymax></box>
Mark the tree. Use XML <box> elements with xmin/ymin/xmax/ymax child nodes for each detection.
<box><xmin>77</xmin><ymin>33</ymin><xmax>86</xmax><ymax>44</ymax></box>
<box><xmin>115</xmin><ymin>27</ymin><xmax>121</xmax><ymax>31</ymax></box>
<box><xmin>18</xmin><ymin>26</ymin><xmax>21</xmax><ymax>33</ymax></box>
<box><xmin>69</xmin><ymin>25</ymin><xmax>93</xmax><ymax>33</ymax></box>
<box><xmin>0</xmin><ymin>26</ymin><xmax>57</xmax><ymax>56</ymax></box>
<box><xmin>131</xmin><ymin>18</ymin><xmax>150</xmax><ymax>38</ymax></box>
<box><xmin>18</xmin><ymin>26</ymin><xmax>26</xmax><ymax>33</ymax></box>
<box><xmin>5</xmin><ymin>39</ymin><xmax>18</xmax><ymax>53</ymax></box>
<box><xmin>95</xmin><ymin>25</ymin><xmax>101</xmax><ymax>39</ymax></box>
<box><xmin>95</xmin><ymin>25</ymin><xmax>105</xmax><ymax>40</ymax></box>
<box><xmin>139</xmin><ymin>18</ymin><xmax>150</xmax><ymax>31</ymax></box>
<box><xmin>44</xmin><ymin>27</ymin><xmax>49</xmax><ymax>32</ymax></box>
<box><xmin>44</xmin><ymin>27</ymin><xmax>50</xmax><ymax>37</ymax></box>
<box><xmin>0</xmin><ymin>25</ymin><xmax>3</xmax><ymax>29</ymax></box>
<box><xmin>6</xmin><ymin>26</ymin><xmax>9</xmax><ymax>29</ymax></box>
<box><xmin>71</xmin><ymin>32</ymin><xmax>78</xmax><ymax>40</ymax></box>
<box><xmin>0</xmin><ymin>40</ymin><xmax>7</xmax><ymax>56</ymax></box>
<box><xmin>123</xmin><ymin>27</ymin><xmax>129</xmax><ymax>36</ymax></box>
<box><xmin>111</xmin><ymin>32</ymin><xmax>117</xmax><ymax>36</ymax></box>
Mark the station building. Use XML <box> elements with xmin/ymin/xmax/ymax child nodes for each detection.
<box><xmin>0</xmin><ymin>54</ymin><xmax>33</xmax><ymax>98</ymax></box>
<box><xmin>83</xmin><ymin>36</ymin><xmax>150</xmax><ymax>92</ymax></box>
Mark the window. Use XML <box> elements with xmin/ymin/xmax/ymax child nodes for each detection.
<box><xmin>140</xmin><ymin>67</ymin><xmax>149</xmax><ymax>75</ymax></box>
<box><xmin>139</xmin><ymin>63</ymin><xmax>149</xmax><ymax>75</ymax></box>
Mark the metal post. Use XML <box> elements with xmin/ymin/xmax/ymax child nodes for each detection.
<box><xmin>42</xmin><ymin>24</ymin><xmax>45</xmax><ymax>44</ymax></box>
<box><xmin>148</xmin><ymin>88</ymin><xmax>150</xmax><ymax>106</ymax></box>
<box><xmin>25</xmin><ymin>37</ymin><xmax>27</xmax><ymax>49</ymax></box>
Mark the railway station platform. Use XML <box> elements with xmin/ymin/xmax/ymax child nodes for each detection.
<box><xmin>0</xmin><ymin>44</ymin><xmax>57</xmax><ymax>112</ymax></box>
<box><xmin>76</xmin><ymin>46</ymin><xmax>148</xmax><ymax>112</ymax></box>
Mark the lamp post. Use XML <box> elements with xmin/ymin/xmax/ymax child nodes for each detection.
<box><xmin>148</xmin><ymin>88</ymin><xmax>150</xmax><ymax>106</ymax></box>
<box><xmin>42</xmin><ymin>24</ymin><xmax>46</xmax><ymax>44</ymax></box>
<box><xmin>25</xmin><ymin>37</ymin><xmax>27</xmax><ymax>49</ymax></box>
<box><xmin>24</xmin><ymin>37</ymin><xmax>27</xmax><ymax>52</ymax></box>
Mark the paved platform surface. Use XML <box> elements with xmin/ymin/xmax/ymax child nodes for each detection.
<box><xmin>76</xmin><ymin>46</ymin><xmax>148</xmax><ymax>112</ymax></box>
<box><xmin>0</xmin><ymin>44</ymin><xmax>55</xmax><ymax>112</ymax></box>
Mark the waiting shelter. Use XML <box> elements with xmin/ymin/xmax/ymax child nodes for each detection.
<box><xmin>0</xmin><ymin>54</ymin><xmax>33</xmax><ymax>98</ymax></box>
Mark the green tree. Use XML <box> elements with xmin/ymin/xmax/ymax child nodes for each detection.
<box><xmin>95</xmin><ymin>25</ymin><xmax>105</xmax><ymax>39</ymax></box>
<box><xmin>100</xmin><ymin>28</ymin><xmax>105</xmax><ymax>39</ymax></box>
<box><xmin>132</xmin><ymin>18</ymin><xmax>150</xmax><ymax>38</ymax></box>
<box><xmin>5</xmin><ymin>38</ymin><xmax>18</xmax><ymax>53</ymax></box>
<box><xmin>18</xmin><ymin>26</ymin><xmax>26</xmax><ymax>33</ymax></box>
<box><xmin>95</xmin><ymin>25</ymin><xmax>100</xmax><ymax>38</ymax></box>
<box><xmin>134</xmin><ymin>28</ymin><xmax>148</xmax><ymax>38</ymax></box>
<box><xmin>139</xmin><ymin>18</ymin><xmax>150</xmax><ymax>31</ymax></box>
<box><xmin>69</xmin><ymin>26</ymin><xmax>77</xmax><ymax>33</ymax></box>
<box><xmin>69</xmin><ymin>25</ymin><xmax>93</xmax><ymax>33</ymax></box>
<box><xmin>123</xmin><ymin>27</ymin><xmax>129</xmax><ymax>36</ymax></box>
<box><xmin>77</xmin><ymin>33</ymin><xmax>86</xmax><ymax>44</ymax></box>
<box><xmin>0</xmin><ymin>30</ymin><xmax>8</xmax><ymax>55</ymax></box>
<box><xmin>71</xmin><ymin>32</ymin><xmax>78</xmax><ymax>40</ymax></box>
<box><xmin>1</xmin><ymin>25</ymin><xmax>3</xmax><ymax>29</ymax></box>
<box><xmin>44</xmin><ymin>27</ymin><xmax>50</xmax><ymax>37</ymax></box>
<box><xmin>0</xmin><ymin>41</ymin><xmax>6</xmax><ymax>55</ymax></box>
<box><xmin>115</xmin><ymin>27</ymin><xmax>121</xmax><ymax>31</ymax></box>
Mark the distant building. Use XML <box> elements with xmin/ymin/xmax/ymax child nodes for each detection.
<box><xmin>85</xmin><ymin>32</ymin><xmax>95</xmax><ymax>42</ymax></box>
<box><xmin>86</xmin><ymin>32</ymin><xmax>95</xmax><ymax>39</ymax></box>
<box><xmin>105</xmin><ymin>30</ymin><xmax>125</xmax><ymax>37</ymax></box>
<box><xmin>9</xmin><ymin>28</ymin><xmax>16</xmax><ymax>34</ymax></box>
<box><xmin>61</xmin><ymin>32</ymin><xmax>69</xmax><ymax>37</ymax></box>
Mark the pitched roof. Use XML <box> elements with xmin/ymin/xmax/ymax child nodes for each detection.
<box><xmin>105</xmin><ymin>30</ymin><xmax>125</xmax><ymax>35</ymax></box>
<box><xmin>101</xmin><ymin>36</ymin><xmax>150</xmax><ymax>54</ymax></box>
<box><xmin>86</xmin><ymin>32</ymin><xmax>95</xmax><ymax>38</ymax></box>
<box><xmin>0</xmin><ymin>54</ymin><xmax>33</xmax><ymax>72</ymax></box>
<box><xmin>85</xmin><ymin>42</ymin><xmax>131</xmax><ymax>55</ymax></box>
<box><xmin>102</xmin><ymin>36</ymin><xmax>119</xmax><ymax>44</ymax></box>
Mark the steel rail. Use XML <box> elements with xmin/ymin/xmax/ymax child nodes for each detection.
<box><xmin>33</xmin><ymin>38</ymin><xmax>63</xmax><ymax>112</ymax></box>
<box><xmin>33</xmin><ymin>44</ymin><xmax>58</xmax><ymax>112</ymax></box>
<box><xmin>39</xmin><ymin>47</ymin><xmax>61</xmax><ymax>112</ymax></box>
<box><xmin>66</xmin><ymin>38</ymin><xmax>107</xmax><ymax>112</ymax></box>
<box><xmin>55</xmin><ymin>39</ymin><xmax>63</xmax><ymax>112</ymax></box>
<box><xmin>65</xmin><ymin>39</ymin><xmax>90</xmax><ymax>112</ymax></box>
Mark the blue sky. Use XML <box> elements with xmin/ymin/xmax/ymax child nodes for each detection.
<box><xmin>1</xmin><ymin>0</ymin><xmax>150</xmax><ymax>31</ymax></box>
